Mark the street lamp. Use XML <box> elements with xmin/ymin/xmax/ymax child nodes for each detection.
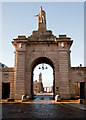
<box><xmin>39</xmin><ymin>63</ymin><xmax>48</xmax><ymax>70</ymax></box>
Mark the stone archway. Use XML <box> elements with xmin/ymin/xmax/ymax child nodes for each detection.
<box><xmin>12</xmin><ymin>7</ymin><xmax>73</xmax><ymax>100</ymax></box>
<box><xmin>30</xmin><ymin>57</ymin><xmax>55</xmax><ymax>99</ymax></box>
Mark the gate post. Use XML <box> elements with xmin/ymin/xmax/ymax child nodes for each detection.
<box><xmin>58</xmin><ymin>35</ymin><xmax>73</xmax><ymax>99</ymax></box>
<box><xmin>12</xmin><ymin>36</ymin><xmax>28</xmax><ymax>100</ymax></box>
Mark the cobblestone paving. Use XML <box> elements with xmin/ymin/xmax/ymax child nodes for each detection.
<box><xmin>1</xmin><ymin>95</ymin><xmax>86</xmax><ymax>119</ymax></box>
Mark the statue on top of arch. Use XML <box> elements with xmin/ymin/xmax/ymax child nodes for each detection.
<box><xmin>38</xmin><ymin>6</ymin><xmax>46</xmax><ymax>24</ymax></box>
<box><xmin>36</xmin><ymin>7</ymin><xmax>46</xmax><ymax>32</ymax></box>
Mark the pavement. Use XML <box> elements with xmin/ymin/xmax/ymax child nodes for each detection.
<box><xmin>2</xmin><ymin>100</ymin><xmax>86</xmax><ymax>111</ymax></box>
<box><xmin>1</xmin><ymin>93</ymin><xmax>86</xmax><ymax>111</ymax></box>
<box><xmin>1</xmin><ymin>94</ymin><xmax>86</xmax><ymax>119</ymax></box>
<box><xmin>60</xmin><ymin>102</ymin><xmax>86</xmax><ymax>111</ymax></box>
<box><xmin>26</xmin><ymin>93</ymin><xmax>86</xmax><ymax>111</ymax></box>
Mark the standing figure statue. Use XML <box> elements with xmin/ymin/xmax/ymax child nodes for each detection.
<box><xmin>38</xmin><ymin>7</ymin><xmax>46</xmax><ymax>24</ymax></box>
<box><xmin>36</xmin><ymin>7</ymin><xmax>46</xmax><ymax>32</ymax></box>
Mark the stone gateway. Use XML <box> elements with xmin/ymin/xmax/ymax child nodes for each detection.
<box><xmin>0</xmin><ymin>7</ymin><xmax>86</xmax><ymax>100</ymax></box>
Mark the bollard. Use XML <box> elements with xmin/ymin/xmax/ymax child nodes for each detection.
<box><xmin>55</xmin><ymin>95</ymin><xmax>61</xmax><ymax>102</ymax></box>
<box><xmin>22</xmin><ymin>95</ymin><xmax>29</xmax><ymax>102</ymax></box>
<box><xmin>22</xmin><ymin>95</ymin><xmax>25</xmax><ymax>102</ymax></box>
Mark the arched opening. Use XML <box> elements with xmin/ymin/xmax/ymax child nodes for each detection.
<box><xmin>31</xmin><ymin>57</ymin><xmax>55</xmax><ymax>99</ymax></box>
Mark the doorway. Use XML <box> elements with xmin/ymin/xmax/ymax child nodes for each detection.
<box><xmin>75</xmin><ymin>82</ymin><xmax>85</xmax><ymax>99</ymax></box>
<box><xmin>2</xmin><ymin>83</ymin><xmax>10</xmax><ymax>99</ymax></box>
<box><xmin>80</xmin><ymin>82</ymin><xmax>85</xmax><ymax>99</ymax></box>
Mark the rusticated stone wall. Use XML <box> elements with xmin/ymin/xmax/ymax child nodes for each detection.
<box><xmin>0</xmin><ymin>68</ymin><xmax>14</xmax><ymax>99</ymax></box>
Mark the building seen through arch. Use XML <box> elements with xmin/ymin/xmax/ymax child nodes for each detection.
<box><xmin>33</xmin><ymin>64</ymin><xmax>54</xmax><ymax>94</ymax></box>
<box><xmin>0</xmin><ymin>7</ymin><xmax>86</xmax><ymax>100</ymax></box>
<box><xmin>33</xmin><ymin>73</ymin><xmax>44</xmax><ymax>94</ymax></box>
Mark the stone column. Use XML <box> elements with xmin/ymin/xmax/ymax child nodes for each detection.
<box><xmin>15</xmin><ymin>45</ymin><xmax>26</xmax><ymax>99</ymax></box>
<box><xmin>12</xmin><ymin>36</ymin><xmax>27</xmax><ymax>100</ymax></box>
<box><xmin>58</xmin><ymin>35</ymin><xmax>73</xmax><ymax>99</ymax></box>
<box><xmin>58</xmin><ymin>49</ymin><xmax>70</xmax><ymax>99</ymax></box>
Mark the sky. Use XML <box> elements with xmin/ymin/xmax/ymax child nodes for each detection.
<box><xmin>0</xmin><ymin>2</ymin><xmax>84</xmax><ymax>87</ymax></box>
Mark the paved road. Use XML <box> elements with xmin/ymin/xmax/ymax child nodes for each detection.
<box><xmin>33</xmin><ymin>94</ymin><xmax>53</xmax><ymax>101</ymax></box>
<box><xmin>1</xmin><ymin>94</ymin><xmax>86</xmax><ymax>119</ymax></box>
